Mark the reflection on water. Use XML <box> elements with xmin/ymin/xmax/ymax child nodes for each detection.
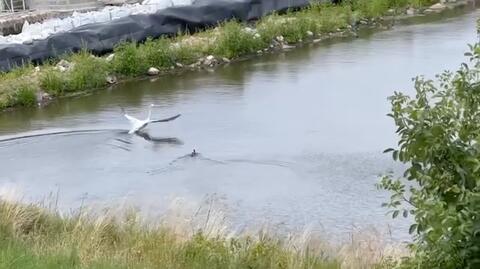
<box><xmin>0</xmin><ymin>8</ymin><xmax>479</xmax><ymax>241</ymax></box>
<box><xmin>0</xmin><ymin>129</ymin><xmax>122</xmax><ymax>143</ymax></box>
<box><xmin>135</xmin><ymin>131</ymin><xmax>183</xmax><ymax>145</ymax></box>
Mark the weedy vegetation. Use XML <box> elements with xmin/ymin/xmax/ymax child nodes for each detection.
<box><xmin>0</xmin><ymin>0</ymin><xmax>445</xmax><ymax>110</ymax></box>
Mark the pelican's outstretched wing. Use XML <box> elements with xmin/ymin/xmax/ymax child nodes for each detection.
<box><xmin>121</xmin><ymin>108</ymin><xmax>139</xmax><ymax>124</ymax></box>
<box><xmin>150</xmin><ymin>114</ymin><xmax>181</xmax><ymax>123</ymax></box>
<box><xmin>124</xmin><ymin>113</ymin><xmax>138</xmax><ymax>123</ymax></box>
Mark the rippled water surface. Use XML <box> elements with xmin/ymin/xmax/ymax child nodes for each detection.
<box><xmin>1</xmin><ymin>8</ymin><xmax>479</xmax><ymax>241</ymax></box>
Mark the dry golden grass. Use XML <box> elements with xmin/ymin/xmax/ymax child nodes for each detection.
<box><xmin>0</xmin><ymin>187</ymin><xmax>408</xmax><ymax>269</ymax></box>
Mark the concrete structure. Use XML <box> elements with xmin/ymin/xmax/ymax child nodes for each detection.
<box><xmin>1</xmin><ymin>0</ymin><xmax>27</xmax><ymax>11</ymax></box>
<box><xmin>0</xmin><ymin>0</ymin><xmax>139</xmax><ymax>36</ymax></box>
<box><xmin>27</xmin><ymin>0</ymin><xmax>102</xmax><ymax>10</ymax></box>
<box><xmin>0</xmin><ymin>0</ymin><xmax>101</xmax><ymax>35</ymax></box>
<box><xmin>0</xmin><ymin>10</ymin><xmax>79</xmax><ymax>35</ymax></box>
<box><xmin>1</xmin><ymin>0</ymin><xmax>102</xmax><ymax>11</ymax></box>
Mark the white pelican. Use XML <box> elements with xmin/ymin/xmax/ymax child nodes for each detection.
<box><xmin>122</xmin><ymin>104</ymin><xmax>181</xmax><ymax>134</ymax></box>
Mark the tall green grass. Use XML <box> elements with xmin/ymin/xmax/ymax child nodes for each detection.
<box><xmin>350</xmin><ymin>0</ymin><xmax>391</xmax><ymax>18</ymax></box>
<box><xmin>0</xmin><ymin>64</ymin><xmax>35</xmax><ymax>81</ymax></box>
<box><xmin>13</xmin><ymin>83</ymin><xmax>37</xmax><ymax>106</ymax></box>
<box><xmin>257</xmin><ymin>15</ymin><xmax>310</xmax><ymax>44</ymax></box>
<box><xmin>214</xmin><ymin>21</ymin><xmax>266</xmax><ymax>58</ymax></box>
<box><xmin>67</xmin><ymin>52</ymin><xmax>109</xmax><ymax>92</ymax></box>
<box><xmin>172</xmin><ymin>42</ymin><xmax>203</xmax><ymax>65</ymax></box>
<box><xmin>40</xmin><ymin>68</ymin><xmax>67</xmax><ymax>96</ymax></box>
<box><xmin>12</xmin><ymin>83</ymin><xmax>37</xmax><ymax>107</ymax></box>
<box><xmin>257</xmin><ymin>4</ymin><xmax>352</xmax><ymax>45</ymax></box>
<box><xmin>348</xmin><ymin>0</ymin><xmax>438</xmax><ymax>18</ymax></box>
<box><xmin>143</xmin><ymin>37</ymin><xmax>176</xmax><ymax>68</ymax></box>
<box><xmin>39</xmin><ymin>52</ymin><xmax>109</xmax><ymax>95</ymax></box>
<box><xmin>0</xmin><ymin>80</ymin><xmax>37</xmax><ymax>108</ymax></box>
<box><xmin>408</xmin><ymin>0</ymin><xmax>437</xmax><ymax>8</ymax></box>
<box><xmin>113</xmin><ymin>42</ymin><xmax>147</xmax><ymax>76</ymax></box>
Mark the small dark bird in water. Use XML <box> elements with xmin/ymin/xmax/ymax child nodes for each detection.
<box><xmin>190</xmin><ymin>149</ymin><xmax>199</xmax><ymax>157</ymax></box>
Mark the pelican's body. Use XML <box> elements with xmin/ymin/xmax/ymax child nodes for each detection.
<box><xmin>124</xmin><ymin>114</ymin><xmax>147</xmax><ymax>134</ymax></box>
<box><xmin>122</xmin><ymin>104</ymin><xmax>181</xmax><ymax>134</ymax></box>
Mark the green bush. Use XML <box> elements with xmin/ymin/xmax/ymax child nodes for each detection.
<box><xmin>379</xmin><ymin>44</ymin><xmax>480</xmax><ymax>268</ymax></box>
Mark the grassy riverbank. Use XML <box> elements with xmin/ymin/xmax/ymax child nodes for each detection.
<box><xmin>0</xmin><ymin>0</ymin><xmax>462</xmax><ymax>110</ymax></box>
<box><xmin>0</xmin><ymin>199</ymin><xmax>406</xmax><ymax>269</ymax></box>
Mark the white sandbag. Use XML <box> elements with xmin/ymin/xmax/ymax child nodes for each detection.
<box><xmin>0</xmin><ymin>0</ymin><xmax>194</xmax><ymax>45</ymax></box>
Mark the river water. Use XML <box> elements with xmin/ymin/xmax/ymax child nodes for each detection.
<box><xmin>0</xmin><ymin>8</ymin><xmax>479</xmax><ymax>241</ymax></box>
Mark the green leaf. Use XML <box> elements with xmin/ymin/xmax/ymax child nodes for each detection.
<box><xmin>383</xmin><ymin>148</ymin><xmax>394</xmax><ymax>153</ymax></box>
<box><xmin>393</xmin><ymin>151</ymin><xmax>398</xmax><ymax>161</ymax></box>
<box><xmin>409</xmin><ymin>224</ymin><xmax>417</xmax><ymax>234</ymax></box>
<box><xmin>392</xmin><ymin>210</ymin><xmax>399</xmax><ymax>219</ymax></box>
<box><xmin>382</xmin><ymin>42</ymin><xmax>480</xmax><ymax>266</ymax></box>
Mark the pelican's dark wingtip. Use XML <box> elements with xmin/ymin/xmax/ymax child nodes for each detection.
<box><xmin>150</xmin><ymin>113</ymin><xmax>182</xmax><ymax>123</ymax></box>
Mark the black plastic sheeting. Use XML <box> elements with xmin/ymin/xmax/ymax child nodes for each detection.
<box><xmin>0</xmin><ymin>0</ymin><xmax>312</xmax><ymax>72</ymax></box>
